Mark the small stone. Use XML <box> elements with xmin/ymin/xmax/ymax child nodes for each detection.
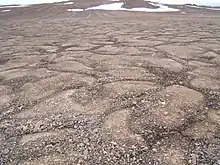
<box><xmin>132</xmin><ymin>101</ymin><xmax>137</xmax><ymax>105</ymax></box>
<box><xmin>161</xmin><ymin>101</ymin><xmax>166</xmax><ymax>105</ymax></box>
<box><xmin>110</xmin><ymin>141</ymin><xmax>117</xmax><ymax>145</ymax></box>
<box><xmin>78</xmin><ymin>143</ymin><xmax>84</xmax><ymax>147</ymax></box>
<box><xmin>152</xmin><ymin>148</ymin><xmax>157</xmax><ymax>152</ymax></box>
<box><xmin>164</xmin><ymin>111</ymin><xmax>168</xmax><ymax>115</ymax></box>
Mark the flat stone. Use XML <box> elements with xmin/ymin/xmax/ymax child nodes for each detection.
<box><xmin>20</xmin><ymin>73</ymin><xmax>95</xmax><ymax>103</ymax></box>
<box><xmin>104</xmin><ymin>81</ymin><xmax>159</xmax><ymax>97</ymax></box>
<box><xmin>69</xmin><ymin>85</ymin><xmax>114</xmax><ymax>114</ymax></box>
<box><xmin>192</xmin><ymin>67</ymin><xmax>220</xmax><ymax>79</ymax></box>
<box><xmin>107</xmin><ymin>66</ymin><xmax>156</xmax><ymax>80</ymax></box>
<box><xmin>170</xmin><ymin>36</ymin><xmax>197</xmax><ymax>42</ymax></box>
<box><xmin>157</xmin><ymin>45</ymin><xmax>203</xmax><ymax>59</ymax></box>
<box><xmin>64</xmin><ymin>42</ymin><xmax>94</xmax><ymax>51</ymax></box>
<box><xmin>1</xmin><ymin>68</ymin><xmax>55</xmax><ymax>81</ymax></box>
<box><xmin>103</xmin><ymin>109</ymin><xmax>144</xmax><ymax>142</ymax></box>
<box><xmin>16</xmin><ymin>89</ymin><xmax>86</xmax><ymax>118</ymax></box>
<box><xmin>144</xmin><ymin>58</ymin><xmax>183</xmax><ymax>72</ymax></box>
<box><xmin>37</xmin><ymin>45</ymin><xmax>58</xmax><ymax>53</ymax></box>
<box><xmin>188</xmin><ymin>60</ymin><xmax>213</xmax><ymax>68</ymax></box>
<box><xmin>56</xmin><ymin>51</ymin><xmax>94</xmax><ymax>62</ymax></box>
<box><xmin>190</xmin><ymin>77</ymin><xmax>220</xmax><ymax>90</ymax></box>
<box><xmin>0</xmin><ymin>60</ymin><xmax>29</xmax><ymax>72</ymax></box>
<box><xmin>0</xmin><ymin>85</ymin><xmax>11</xmax><ymax>111</ymax></box>
<box><xmin>0</xmin><ymin>54</ymin><xmax>43</xmax><ymax>71</ymax></box>
<box><xmin>202</xmin><ymin>51</ymin><xmax>218</xmax><ymax>59</ymax></box>
<box><xmin>48</xmin><ymin>61</ymin><xmax>92</xmax><ymax>72</ymax></box>
<box><xmin>196</xmin><ymin>42</ymin><xmax>220</xmax><ymax>51</ymax></box>
<box><xmin>20</xmin><ymin>131</ymin><xmax>58</xmax><ymax>145</ymax></box>
<box><xmin>98</xmin><ymin>56</ymin><xmax>137</xmax><ymax>70</ymax></box>
<box><xmin>211</xmin><ymin>56</ymin><xmax>220</xmax><ymax>64</ymax></box>
<box><xmin>93</xmin><ymin>45</ymin><xmax>141</xmax><ymax>55</ymax></box>
<box><xmin>121</xmin><ymin>38</ymin><xmax>164</xmax><ymax>47</ymax></box>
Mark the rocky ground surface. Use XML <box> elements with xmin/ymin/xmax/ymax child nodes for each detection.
<box><xmin>0</xmin><ymin>0</ymin><xmax>220</xmax><ymax>165</ymax></box>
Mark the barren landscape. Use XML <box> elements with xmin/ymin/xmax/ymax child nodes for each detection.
<box><xmin>0</xmin><ymin>0</ymin><xmax>220</xmax><ymax>164</ymax></box>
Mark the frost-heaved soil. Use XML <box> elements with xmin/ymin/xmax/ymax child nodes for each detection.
<box><xmin>0</xmin><ymin>0</ymin><xmax>220</xmax><ymax>165</ymax></box>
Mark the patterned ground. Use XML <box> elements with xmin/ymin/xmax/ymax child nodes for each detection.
<box><xmin>0</xmin><ymin>1</ymin><xmax>220</xmax><ymax>165</ymax></box>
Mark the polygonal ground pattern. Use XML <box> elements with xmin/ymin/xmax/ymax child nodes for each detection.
<box><xmin>0</xmin><ymin>1</ymin><xmax>220</xmax><ymax>164</ymax></box>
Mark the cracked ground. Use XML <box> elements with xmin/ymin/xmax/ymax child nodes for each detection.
<box><xmin>0</xmin><ymin>1</ymin><xmax>220</xmax><ymax>165</ymax></box>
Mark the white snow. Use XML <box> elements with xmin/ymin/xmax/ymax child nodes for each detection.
<box><xmin>206</xmin><ymin>7</ymin><xmax>220</xmax><ymax>10</ymax></box>
<box><xmin>64</xmin><ymin>1</ymin><xmax>74</xmax><ymax>5</ymax></box>
<box><xmin>0</xmin><ymin>5</ymin><xmax>27</xmax><ymax>8</ymax></box>
<box><xmin>1</xmin><ymin>9</ymin><xmax>11</xmax><ymax>12</ymax></box>
<box><xmin>87</xmin><ymin>2</ymin><xmax>124</xmax><ymax>11</ymax></box>
<box><xmin>67</xmin><ymin>9</ymin><xmax>84</xmax><ymax>12</ymax></box>
<box><xmin>86</xmin><ymin>2</ymin><xmax>179</xmax><ymax>12</ymax></box>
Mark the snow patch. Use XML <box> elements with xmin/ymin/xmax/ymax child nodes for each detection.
<box><xmin>0</xmin><ymin>5</ymin><xmax>27</xmax><ymax>8</ymax></box>
<box><xmin>67</xmin><ymin>8</ymin><xmax>84</xmax><ymax>12</ymax></box>
<box><xmin>87</xmin><ymin>2</ymin><xmax>123</xmax><ymax>11</ymax></box>
<box><xmin>206</xmin><ymin>7</ymin><xmax>220</xmax><ymax>10</ymax></box>
<box><xmin>86</xmin><ymin>2</ymin><xmax>179</xmax><ymax>12</ymax></box>
<box><xmin>1</xmin><ymin>9</ymin><xmax>11</xmax><ymax>12</ymax></box>
<box><xmin>64</xmin><ymin>1</ymin><xmax>74</xmax><ymax>5</ymax></box>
